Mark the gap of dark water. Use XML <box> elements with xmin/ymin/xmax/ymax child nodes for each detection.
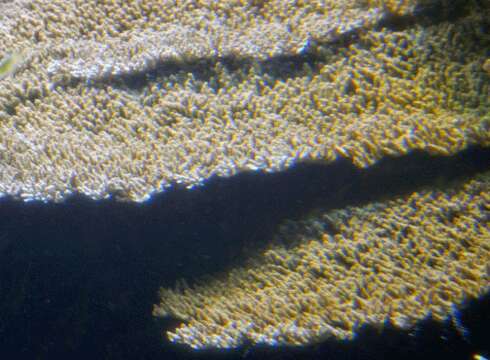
<box><xmin>0</xmin><ymin>146</ymin><xmax>488</xmax><ymax>359</ymax></box>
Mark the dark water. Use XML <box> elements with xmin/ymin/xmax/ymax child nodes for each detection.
<box><xmin>0</xmin><ymin>147</ymin><xmax>489</xmax><ymax>359</ymax></box>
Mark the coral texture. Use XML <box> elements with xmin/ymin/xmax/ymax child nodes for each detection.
<box><xmin>0</xmin><ymin>0</ymin><xmax>488</xmax><ymax>201</ymax></box>
<box><xmin>154</xmin><ymin>170</ymin><xmax>490</xmax><ymax>349</ymax></box>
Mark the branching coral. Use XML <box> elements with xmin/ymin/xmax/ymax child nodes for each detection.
<box><xmin>154</xmin><ymin>170</ymin><xmax>490</xmax><ymax>348</ymax></box>
<box><xmin>0</xmin><ymin>0</ymin><xmax>488</xmax><ymax>201</ymax></box>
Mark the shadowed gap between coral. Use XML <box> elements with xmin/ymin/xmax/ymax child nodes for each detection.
<box><xmin>45</xmin><ymin>0</ymin><xmax>478</xmax><ymax>93</ymax></box>
<box><xmin>0</xmin><ymin>146</ymin><xmax>488</xmax><ymax>283</ymax></box>
<box><xmin>0</xmin><ymin>146</ymin><xmax>488</xmax><ymax>357</ymax></box>
<box><xmin>376</xmin><ymin>0</ymin><xmax>474</xmax><ymax>30</ymax></box>
<box><xmin>139</xmin><ymin>145</ymin><xmax>490</xmax><ymax>295</ymax></box>
<box><xmin>4</xmin><ymin>0</ymin><xmax>479</xmax><ymax>118</ymax></box>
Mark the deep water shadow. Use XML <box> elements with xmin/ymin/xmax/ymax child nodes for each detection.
<box><xmin>0</xmin><ymin>146</ymin><xmax>488</xmax><ymax>358</ymax></box>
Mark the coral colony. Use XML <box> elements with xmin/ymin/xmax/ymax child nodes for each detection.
<box><xmin>0</xmin><ymin>0</ymin><xmax>488</xmax><ymax>350</ymax></box>
<box><xmin>0</xmin><ymin>0</ymin><xmax>488</xmax><ymax>202</ymax></box>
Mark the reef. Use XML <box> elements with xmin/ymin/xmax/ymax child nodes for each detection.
<box><xmin>0</xmin><ymin>0</ymin><xmax>488</xmax><ymax>352</ymax></box>
<box><xmin>154</xmin><ymin>168</ymin><xmax>490</xmax><ymax>348</ymax></box>
<box><xmin>0</xmin><ymin>0</ymin><xmax>488</xmax><ymax>201</ymax></box>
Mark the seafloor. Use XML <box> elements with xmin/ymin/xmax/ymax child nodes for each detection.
<box><xmin>0</xmin><ymin>147</ymin><xmax>488</xmax><ymax>359</ymax></box>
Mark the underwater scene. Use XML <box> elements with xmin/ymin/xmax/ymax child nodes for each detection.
<box><xmin>0</xmin><ymin>0</ymin><xmax>488</xmax><ymax>358</ymax></box>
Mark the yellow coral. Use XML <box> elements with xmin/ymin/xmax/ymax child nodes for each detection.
<box><xmin>154</xmin><ymin>170</ymin><xmax>490</xmax><ymax>348</ymax></box>
<box><xmin>0</xmin><ymin>0</ymin><xmax>488</xmax><ymax>201</ymax></box>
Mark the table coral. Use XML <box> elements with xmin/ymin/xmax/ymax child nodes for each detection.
<box><xmin>154</xmin><ymin>170</ymin><xmax>490</xmax><ymax>348</ymax></box>
<box><xmin>0</xmin><ymin>0</ymin><xmax>488</xmax><ymax>201</ymax></box>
